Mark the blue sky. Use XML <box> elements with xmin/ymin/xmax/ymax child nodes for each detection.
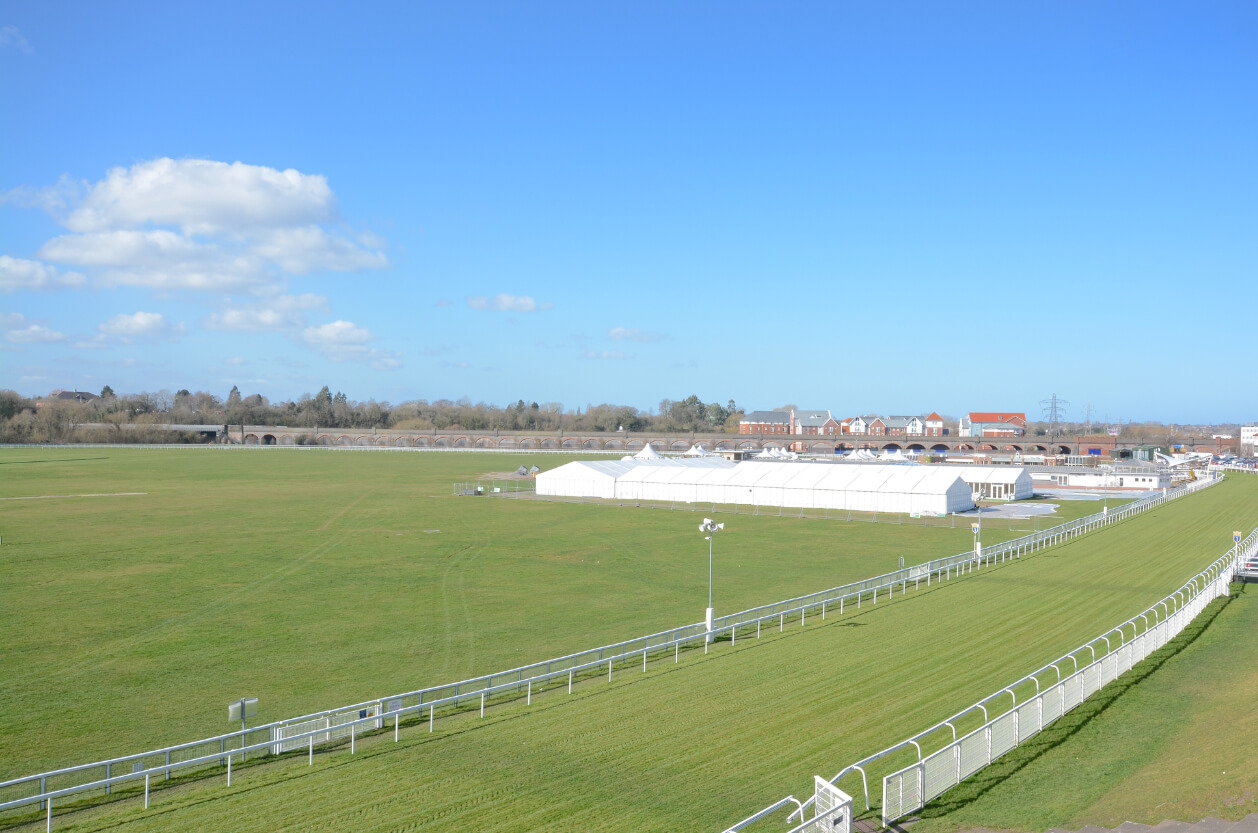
<box><xmin>1</xmin><ymin>2</ymin><xmax>1254</xmax><ymax>423</ymax></box>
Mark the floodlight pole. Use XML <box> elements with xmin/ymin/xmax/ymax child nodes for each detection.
<box><xmin>700</xmin><ymin>519</ymin><xmax>723</xmax><ymax>643</ymax></box>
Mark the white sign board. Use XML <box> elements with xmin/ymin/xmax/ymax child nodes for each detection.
<box><xmin>228</xmin><ymin>697</ymin><xmax>258</xmax><ymax>722</ymax></box>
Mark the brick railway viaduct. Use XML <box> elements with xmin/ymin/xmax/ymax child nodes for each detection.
<box><xmin>207</xmin><ymin>426</ymin><xmax>1226</xmax><ymax>457</ymax></box>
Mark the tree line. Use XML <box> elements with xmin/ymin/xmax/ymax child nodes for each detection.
<box><xmin>0</xmin><ymin>387</ymin><xmax>746</xmax><ymax>443</ymax></box>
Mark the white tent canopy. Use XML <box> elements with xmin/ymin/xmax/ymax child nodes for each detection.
<box><xmin>537</xmin><ymin>459</ymin><xmax>974</xmax><ymax>515</ymax></box>
<box><xmin>633</xmin><ymin>443</ymin><xmax>663</xmax><ymax>460</ymax></box>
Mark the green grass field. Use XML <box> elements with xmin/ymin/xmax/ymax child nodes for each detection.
<box><xmin>912</xmin><ymin>582</ymin><xmax>1258</xmax><ymax>833</ymax></box>
<box><xmin>1</xmin><ymin>449</ymin><xmax>1254</xmax><ymax>832</ymax></box>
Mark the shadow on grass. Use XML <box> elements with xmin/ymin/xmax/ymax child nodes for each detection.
<box><xmin>897</xmin><ymin>583</ymin><xmax>1246</xmax><ymax>826</ymax></box>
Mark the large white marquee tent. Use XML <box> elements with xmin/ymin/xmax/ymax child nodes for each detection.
<box><xmin>536</xmin><ymin>460</ymin><xmax>975</xmax><ymax>515</ymax></box>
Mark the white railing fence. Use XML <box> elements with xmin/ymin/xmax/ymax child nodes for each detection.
<box><xmin>0</xmin><ymin>474</ymin><xmax>1221</xmax><ymax>825</ymax></box>
<box><xmin>727</xmin><ymin>522</ymin><xmax>1257</xmax><ymax>833</ymax></box>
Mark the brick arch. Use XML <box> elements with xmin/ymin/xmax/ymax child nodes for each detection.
<box><xmin>394</xmin><ymin>437</ymin><xmax>411</xmax><ymax>447</ymax></box>
<box><xmin>669</xmin><ymin>440</ymin><xmax>689</xmax><ymax>451</ymax></box>
<box><xmin>560</xmin><ymin>438</ymin><xmax>580</xmax><ymax>449</ymax></box>
<box><xmin>882</xmin><ymin>442</ymin><xmax>902</xmax><ymax>451</ymax></box>
<box><xmin>978</xmin><ymin>443</ymin><xmax>997</xmax><ymax>451</ymax></box>
<box><xmin>413</xmin><ymin>436</ymin><xmax>430</xmax><ymax>448</ymax></box>
<box><xmin>498</xmin><ymin>437</ymin><xmax>518</xmax><ymax>448</ymax></box>
<box><xmin>540</xmin><ymin>438</ymin><xmax>558</xmax><ymax>449</ymax></box>
<box><xmin>1031</xmin><ymin>445</ymin><xmax>1048</xmax><ymax>452</ymax></box>
<box><xmin>931</xmin><ymin>444</ymin><xmax>949</xmax><ymax>452</ymax></box>
<box><xmin>1003</xmin><ymin>444</ymin><xmax>1023</xmax><ymax>452</ymax></box>
<box><xmin>453</xmin><ymin>437</ymin><xmax>471</xmax><ymax>448</ymax></box>
<box><xmin>625</xmin><ymin>440</ymin><xmax>645</xmax><ymax>450</ymax></box>
<box><xmin>475</xmin><ymin>437</ymin><xmax>494</xmax><ymax>448</ymax></box>
<box><xmin>956</xmin><ymin>443</ymin><xmax>974</xmax><ymax>451</ymax></box>
<box><xmin>1056</xmin><ymin>444</ymin><xmax>1072</xmax><ymax>455</ymax></box>
<box><xmin>335</xmin><ymin>435</ymin><xmax>352</xmax><ymax>446</ymax></box>
<box><xmin>763</xmin><ymin>441</ymin><xmax>784</xmax><ymax>450</ymax></box>
<box><xmin>715</xmin><ymin>441</ymin><xmax>734</xmax><ymax>450</ymax></box>
<box><xmin>243</xmin><ymin>433</ymin><xmax>261</xmax><ymax>445</ymax></box>
<box><xmin>355</xmin><ymin>436</ymin><xmax>371</xmax><ymax>446</ymax></box>
<box><xmin>262</xmin><ymin>434</ymin><xmax>278</xmax><ymax>445</ymax></box>
<box><xmin>835</xmin><ymin>443</ymin><xmax>852</xmax><ymax>452</ymax></box>
<box><xmin>907</xmin><ymin>443</ymin><xmax>926</xmax><ymax>453</ymax></box>
<box><xmin>519</xmin><ymin>438</ymin><xmax>538</xmax><ymax>449</ymax></box>
<box><xmin>433</xmin><ymin>437</ymin><xmax>450</xmax><ymax>448</ymax></box>
<box><xmin>315</xmin><ymin>434</ymin><xmax>333</xmax><ymax>446</ymax></box>
<box><xmin>809</xmin><ymin>442</ymin><xmax>833</xmax><ymax>453</ymax></box>
<box><xmin>583</xmin><ymin>439</ymin><xmax>602</xmax><ymax>449</ymax></box>
<box><xmin>278</xmin><ymin>434</ymin><xmax>296</xmax><ymax>446</ymax></box>
<box><xmin>604</xmin><ymin>439</ymin><xmax>625</xmax><ymax>450</ymax></box>
<box><xmin>373</xmin><ymin>435</ymin><xmax>391</xmax><ymax>446</ymax></box>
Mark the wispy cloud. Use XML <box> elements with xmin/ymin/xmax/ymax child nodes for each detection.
<box><xmin>608</xmin><ymin>326</ymin><xmax>665</xmax><ymax>343</ymax></box>
<box><xmin>466</xmin><ymin>293</ymin><xmax>553</xmax><ymax>312</ymax></box>
<box><xmin>203</xmin><ymin>293</ymin><xmax>327</xmax><ymax>332</ymax></box>
<box><xmin>98</xmin><ymin>311</ymin><xmax>185</xmax><ymax>340</ymax></box>
<box><xmin>6</xmin><ymin>324</ymin><xmax>67</xmax><ymax>344</ymax></box>
<box><xmin>301</xmin><ymin>320</ymin><xmax>401</xmax><ymax>370</ymax></box>
<box><xmin>0</xmin><ymin>25</ymin><xmax>32</xmax><ymax>54</ymax></box>
<box><xmin>581</xmin><ymin>349</ymin><xmax>629</xmax><ymax>360</ymax></box>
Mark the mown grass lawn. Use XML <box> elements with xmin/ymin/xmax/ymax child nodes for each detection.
<box><xmin>1</xmin><ymin>450</ymin><xmax>1253</xmax><ymax>832</ymax></box>
<box><xmin>0</xmin><ymin>447</ymin><xmax>1106</xmax><ymax>780</ymax></box>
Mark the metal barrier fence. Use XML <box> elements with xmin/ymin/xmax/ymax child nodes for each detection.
<box><xmin>0</xmin><ymin>474</ymin><xmax>1220</xmax><ymax>825</ymax></box>
<box><xmin>725</xmin><ymin>521</ymin><xmax>1256</xmax><ymax>833</ymax></box>
<box><xmin>452</xmin><ymin>479</ymin><xmax>536</xmax><ymax>495</ymax></box>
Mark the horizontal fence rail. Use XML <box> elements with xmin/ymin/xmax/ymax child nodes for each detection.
<box><xmin>0</xmin><ymin>474</ymin><xmax>1220</xmax><ymax>823</ymax></box>
<box><xmin>725</xmin><ymin>519</ymin><xmax>1255</xmax><ymax>833</ymax></box>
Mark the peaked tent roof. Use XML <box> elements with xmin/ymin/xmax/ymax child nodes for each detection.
<box><xmin>634</xmin><ymin>443</ymin><xmax>663</xmax><ymax>459</ymax></box>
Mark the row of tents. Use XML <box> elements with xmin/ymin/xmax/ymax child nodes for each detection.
<box><xmin>536</xmin><ymin>457</ymin><xmax>1033</xmax><ymax>514</ymax></box>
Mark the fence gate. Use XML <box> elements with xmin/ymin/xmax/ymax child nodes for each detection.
<box><xmin>804</xmin><ymin>777</ymin><xmax>852</xmax><ymax>833</ymax></box>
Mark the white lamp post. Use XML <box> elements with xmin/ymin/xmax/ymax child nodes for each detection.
<box><xmin>699</xmin><ymin>518</ymin><xmax>724</xmax><ymax>641</ymax></box>
<box><xmin>972</xmin><ymin>491</ymin><xmax>983</xmax><ymax>557</ymax></box>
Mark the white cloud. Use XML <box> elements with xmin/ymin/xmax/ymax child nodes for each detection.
<box><xmin>301</xmin><ymin>320</ymin><xmax>401</xmax><ymax>370</ymax></box>
<box><xmin>62</xmin><ymin>158</ymin><xmax>333</xmax><ymax>235</ymax></box>
<box><xmin>224</xmin><ymin>356</ymin><xmax>247</xmax><ymax>366</ymax></box>
<box><xmin>6</xmin><ymin>324</ymin><xmax>66</xmax><ymax>344</ymax></box>
<box><xmin>203</xmin><ymin>293</ymin><xmax>327</xmax><ymax>332</ymax></box>
<box><xmin>466</xmin><ymin>293</ymin><xmax>553</xmax><ymax>312</ymax></box>
<box><xmin>0</xmin><ymin>312</ymin><xmax>28</xmax><ymax>329</ymax></box>
<box><xmin>303</xmin><ymin>320</ymin><xmax>373</xmax><ymax>346</ymax></box>
<box><xmin>250</xmin><ymin>226</ymin><xmax>386</xmax><ymax>274</ymax></box>
<box><xmin>0</xmin><ymin>255</ymin><xmax>86</xmax><ymax>291</ymax></box>
<box><xmin>13</xmin><ymin>158</ymin><xmax>387</xmax><ymax>295</ymax></box>
<box><xmin>0</xmin><ymin>25</ymin><xmax>32</xmax><ymax>54</ymax></box>
<box><xmin>98</xmin><ymin>311</ymin><xmax>181</xmax><ymax>338</ymax></box>
<box><xmin>608</xmin><ymin>327</ymin><xmax>665</xmax><ymax>343</ymax></box>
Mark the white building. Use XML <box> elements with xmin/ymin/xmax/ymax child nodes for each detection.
<box><xmin>1242</xmin><ymin>424</ymin><xmax>1257</xmax><ymax>454</ymax></box>
<box><xmin>1030</xmin><ymin>467</ymin><xmax>1171</xmax><ymax>490</ymax></box>
<box><xmin>958</xmin><ymin>466</ymin><xmax>1035</xmax><ymax>501</ymax></box>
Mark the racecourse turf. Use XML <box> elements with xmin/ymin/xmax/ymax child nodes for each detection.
<box><xmin>0</xmin><ymin>449</ymin><xmax>1253</xmax><ymax>832</ymax></box>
